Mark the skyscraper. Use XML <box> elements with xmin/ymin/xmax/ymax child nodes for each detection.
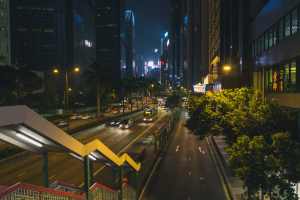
<box><xmin>121</xmin><ymin>10</ymin><xmax>135</xmax><ymax>78</ymax></box>
<box><xmin>0</xmin><ymin>0</ymin><xmax>10</xmax><ymax>65</ymax></box>
<box><xmin>95</xmin><ymin>0</ymin><xmax>122</xmax><ymax>86</ymax></box>
<box><xmin>10</xmin><ymin>0</ymin><xmax>96</xmax><ymax>71</ymax></box>
<box><xmin>169</xmin><ymin>0</ymin><xmax>208</xmax><ymax>89</ymax></box>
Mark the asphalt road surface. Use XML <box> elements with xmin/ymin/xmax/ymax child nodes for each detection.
<box><xmin>141</xmin><ymin>112</ymin><xmax>227</xmax><ymax>200</ymax></box>
<box><xmin>0</xmin><ymin>111</ymin><xmax>167</xmax><ymax>187</ymax></box>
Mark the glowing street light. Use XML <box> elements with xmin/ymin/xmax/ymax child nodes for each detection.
<box><xmin>164</xmin><ymin>32</ymin><xmax>169</xmax><ymax>38</ymax></box>
<box><xmin>223</xmin><ymin>65</ymin><xmax>232</xmax><ymax>73</ymax></box>
<box><xmin>52</xmin><ymin>66</ymin><xmax>80</xmax><ymax>113</ymax></box>
<box><xmin>53</xmin><ymin>68</ymin><xmax>59</xmax><ymax>74</ymax></box>
<box><xmin>74</xmin><ymin>66</ymin><xmax>80</xmax><ymax>73</ymax></box>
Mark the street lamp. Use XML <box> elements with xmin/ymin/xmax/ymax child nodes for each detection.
<box><xmin>53</xmin><ymin>66</ymin><xmax>80</xmax><ymax>113</ymax></box>
<box><xmin>223</xmin><ymin>64</ymin><xmax>232</xmax><ymax>73</ymax></box>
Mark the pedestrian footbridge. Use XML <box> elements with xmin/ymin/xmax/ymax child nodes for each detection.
<box><xmin>0</xmin><ymin>106</ymin><xmax>140</xmax><ymax>200</ymax></box>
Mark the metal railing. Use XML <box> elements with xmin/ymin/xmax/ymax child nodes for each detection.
<box><xmin>89</xmin><ymin>183</ymin><xmax>118</xmax><ymax>200</ymax></box>
<box><xmin>0</xmin><ymin>182</ymin><xmax>138</xmax><ymax>200</ymax></box>
<box><xmin>0</xmin><ymin>183</ymin><xmax>85</xmax><ymax>200</ymax></box>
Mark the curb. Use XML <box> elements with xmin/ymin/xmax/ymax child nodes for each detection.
<box><xmin>206</xmin><ymin>136</ymin><xmax>234</xmax><ymax>200</ymax></box>
<box><xmin>138</xmin><ymin>113</ymin><xmax>181</xmax><ymax>200</ymax></box>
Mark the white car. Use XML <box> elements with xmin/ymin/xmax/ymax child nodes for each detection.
<box><xmin>70</xmin><ymin>115</ymin><xmax>81</xmax><ymax>120</ymax></box>
<box><xmin>81</xmin><ymin>115</ymin><xmax>92</xmax><ymax>120</ymax></box>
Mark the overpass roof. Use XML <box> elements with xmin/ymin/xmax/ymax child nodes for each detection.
<box><xmin>0</xmin><ymin>106</ymin><xmax>141</xmax><ymax>171</ymax></box>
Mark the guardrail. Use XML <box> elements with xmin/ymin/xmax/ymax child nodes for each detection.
<box><xmin>0</xmin><ymin>181</ymin><xmax>137</xmax><ymax>200</ymax></box>
<box><xmin>89</xmin><ymin>183</ymin><xmax>118</xmax><ymax>200</ymax></box>
<box><xmin>0</xmin><ymin>183</ymin><xmax>85</xmax><ymax>200</ymax></box>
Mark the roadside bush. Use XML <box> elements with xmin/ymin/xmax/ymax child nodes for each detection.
<box><xmin>187</xmin><ymin>88</ymin><xmax>300</xmax><ymax>199</ymax></box>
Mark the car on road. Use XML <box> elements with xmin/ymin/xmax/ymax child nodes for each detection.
<box><xmin>80</xmin><ymin>115</ymin><xmax>92</xmax><ymax>120</ymax></box>
<box><xmin>119</xmin><ymin>119</ymin><xmax>134</xmax><ymax>129</ymax></box>
<box><xmin>108</xmin><ymin>120</ymin><xmax>122</xmax><ymax>127</ymax></box>
<box><xmin>57</xmin><ymin>120</ymin><xmax>68</xmax><ymax>128</ymax></box>
<box><xmin>143</xmin><ymin>108</ymin><xmax>158</xmax><ymax>122</ymax></box>
<box><xmin>70</xmin><ymin>114</ymin><xmax>82</xmax><ymax>120</ymax></box>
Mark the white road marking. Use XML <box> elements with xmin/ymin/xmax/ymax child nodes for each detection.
<box><xmin>198</xmin><ymin>146</ymin><xmax>202</xmax><ymax>152</ymax></box>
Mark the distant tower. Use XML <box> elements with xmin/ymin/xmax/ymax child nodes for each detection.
<box><xmin>121</xmin><ymin>10</ymin><xmax>135</xmax><ymax>78</ymax></box>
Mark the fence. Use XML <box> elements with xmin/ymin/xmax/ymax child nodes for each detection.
<box><xmin>0</xmin><ymin>183</ymin><xmax>85</xmax><ymax>200</ymax></box>
<box><xmin>0</xmin><ymin>182</ymin><xmax>138</xmax><ymax>200</ymax></box>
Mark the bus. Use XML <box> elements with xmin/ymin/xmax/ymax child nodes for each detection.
<box><xmin>143</xmin><ymin>108</ymin><xmax>158</xmax><ymax>123</ymax></box>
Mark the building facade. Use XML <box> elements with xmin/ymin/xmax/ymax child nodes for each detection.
<box><xmin>121</xmin><ymin>10</ymin><xmax>135</xmax><ymax>78</ymax></box>
<box><xmin>252</xmin><ymin>0</ymin><xmax>300</xmax><ymax>108</ymax></box>
<box><xmin>0</xmin><ymin>0</ymin><xmax>10</xmax><ymax>65</ymax></box>
<box><xmin>169</xmin><ymin>0</ymin><xmax>208</xmax><ymax>89</ymax></box>
<box><xmin>95</xmin><ymin>0</ymin><xmax>122</xmax><ymax>86</ymax></box>
<box><xmin>10</xmin><ymin>0</ymin><xmax>96</xmax><ymax>71</ymax></box>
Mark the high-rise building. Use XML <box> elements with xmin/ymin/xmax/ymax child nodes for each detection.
<box><xmin>121</xmin><ymin>10</ymin><xmax>135</xmax><ymax>78</ymax></box>
<box><xmin>0</xmin><ymin>0</ymin><xmax>10</xmax><ymax>65</ymax></box>
<box><xmin>206</xmin><ymin>0</ymin><xmax>250</xmax><ymax>88</ymax></box>
<box><xmin>10</xmin><ymin>0</ymin><xmax>96</xmax><ymax>71</ymax></box>
<box><xmin>169</xmin><ymin>0</ymin><xmax>208</xmax><ymax>89</ymax></box>
<box><xmin>251</xmin><ymin>0</ymin><xmax>300</xmax><ymax>108</ymax></box>
<box><xmin>95</xmin><ymin>0</ymin><xmax>122</xmax><ymax>86</ymax></box>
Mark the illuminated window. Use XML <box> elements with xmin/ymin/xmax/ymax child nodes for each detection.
<box><xmin>285</xmin><ymin>14</ymin><xmax>291</xmax><ymax>37</ymax></box>
<box><xmin>273</xmin><ymin>27</ymin><xmax>277</xmax><ymax>45</ymax></box>
<box><xmin>291</xmin><ymin>62</ymin><xmax>297</xmax><ymax>85</ymax></box>
<box><xmin>278</xmin><ymin>19</ymin><xmax>284</xmax><ymax>41</ymax></box>
<box><xmin>269</xmin><ymin>30</ymin><xmax>273</xmax><ymax>48</ymax></box>
<box><xmin>292</xmin><ymin>9</ymin><xmax>298</xmax><ymax>34</ymax></box>
<box><xmin>264</xmin><ymin>32</ymin><xmax>268</xmax><ymax>50</ymax></box>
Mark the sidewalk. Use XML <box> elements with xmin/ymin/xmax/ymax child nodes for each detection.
<box><xmin>211</xmin><ymin>136</ymin><xmax>245</xmax><ymax>200</ymax></box>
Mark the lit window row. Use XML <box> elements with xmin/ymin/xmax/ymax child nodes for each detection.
<box><xmin>264</xmin><ymin>61</ymin><xmax>297</xmax><ymax>93</ymax></box>
<box><xmin>252</xmin><ymin>5</ymin><xmax>300</xmax><ymax>57</ymax></box>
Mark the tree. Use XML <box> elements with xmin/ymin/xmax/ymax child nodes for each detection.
<box><xmin>84</xmin><ymin>62</ymin><xmax>113</xmax><ymax>117</ymax></box>
<box><xmin>0</xmin><ymin>65</ymin><xmax>42</xmax><ymax>105</ymax></box>
<box><xmin>166</xmin><ymin>92</ymin><xmax>182</xmax><ymax>109</ymax></box>
<box><xmin>227</xmin><ymin>134</ymin><xmax>299</xmax><ymax>200</ymax></box>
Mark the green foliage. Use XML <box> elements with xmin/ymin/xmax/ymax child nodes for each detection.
<box><xmin>166</xmin><ymin>92</ymin><xmax>182</xmax><ymax>109</ymax></box>
<box><xmin>0</xmin><ymin>65</ymin><xmax>42</xmax><ymax>105</ymax></box>
<box><xmin>187</xmin><ymin>88</ymin><xmax>300</xmax><ymax>199</ymax></box>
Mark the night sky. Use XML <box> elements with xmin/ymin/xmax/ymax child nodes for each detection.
<box><xmin>125</xmin><ymin>0</ymin><xmax>171</xmax><ymax>59</ymax></box>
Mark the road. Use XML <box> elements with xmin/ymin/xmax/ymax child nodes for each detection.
<box><xmin>141</xmin><ymin>112</ymin><xmax>227</xmax><ymax>200</ymax></box>
<box><xmin>0</xmin><ymin>111</ymin><xmax>167</xmax><ymax>187</ymax></box>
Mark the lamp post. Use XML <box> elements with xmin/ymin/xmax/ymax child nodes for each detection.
<box><xmin>53</xmin><ymin>66</ymin><xmax>80</xmax><ymax>113</ymax></box>
<box><xmin>222</xmin><ymin>64</ymin><xmax>232</xmax><ymax>73</ymax></box>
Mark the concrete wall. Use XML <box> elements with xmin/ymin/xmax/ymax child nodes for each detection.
<box><xmin>267</xmin><ymin>93</ymin><xmax>300</xmax><ymax>108</ymax></box>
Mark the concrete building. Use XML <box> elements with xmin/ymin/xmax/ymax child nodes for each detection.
<box><xmin>251</xmin><ymin>0</ymin><xmax>300</xmax><ymax>108</ymax></box>
<box><xmin>95</xmin><ymin>0</ymin><xmax>122</xmax><ymax>86</ymax></box>
<box><xmin>10</xmin><ymin>0</ymin><xmax>96</xmax><ymax>71</ymax></box>
<box><xmin>0</xmin><ymin>0</ymin><xmax>10</xmax><ymax>65</ymax></box>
